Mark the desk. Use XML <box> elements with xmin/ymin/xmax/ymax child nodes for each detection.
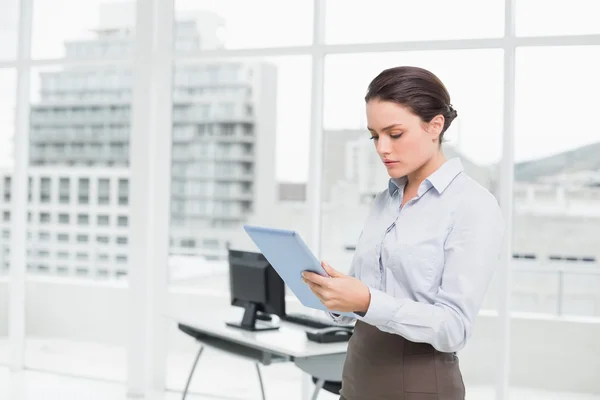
<box><xmin>167</xmin><ymin>308</ymin><xmax>348</xmax><ymax>400</ymax></box>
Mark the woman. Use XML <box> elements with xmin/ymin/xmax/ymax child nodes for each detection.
<box><xmin>302</xmin><ymin>66</ymin><xmax>505</xmax><ymax>399</ymax></box>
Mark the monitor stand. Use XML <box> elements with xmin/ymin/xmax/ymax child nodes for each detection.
<box><xmin>226</xmin><ymin>302</ymin><xmax>279</xmax><ymax>332</ymax></box>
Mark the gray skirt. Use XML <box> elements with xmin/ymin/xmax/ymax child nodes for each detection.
<box><xmin>339</xmin><ymin>320</ymin><xmax>465</xmax><ymax>400</ymax></box>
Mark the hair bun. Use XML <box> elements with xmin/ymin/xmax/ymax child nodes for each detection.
<box><xmin>447</xmin><ymin>104</ymin><xmax>458</xmax><ymax>120</ymax></box>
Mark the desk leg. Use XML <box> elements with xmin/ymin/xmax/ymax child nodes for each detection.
<box><xmin>182</xmin><ymin>345</ymin><xmax>204</xmax><ymax>400</ymax></box>
<box><xmin>310</xmin><ymin>378</ymin><xmax>324</xmax><ymax>400</ymax></box>
<box><xmin>254</xmin><ymin>362</ymin><xmax>266</xmax><ymax>400</ymax></box>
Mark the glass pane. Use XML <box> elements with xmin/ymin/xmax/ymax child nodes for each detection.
<box><xmin>0</xmin><ymin>0</ymin><xmax>19</xmax><ymax>60</ymax></box>
<box><xmin>25</xmin><ymin>63</ymin><xmax>131</xmax><ymax>380</ymax></box>
<box><xmin>323</xmin><ymin>50</ymin><xmax>504</xmax><ymax>293</ymax></box>
<box><xmin>167</xmin><ymin>56</ymin><xmax>311</xmax><ymax>397</ymax></box>
<box><xmin>32</xmin><ymin>0</ymin><xmax>133</xmax><ymax>60</ymax></box>
<box><xmin>516</xmin><ymin>0</ymin><xmax>600</xmax><ymax>36</ymax></box>
<box><xmin>511</xmin><ymin>45</ymin><xmax>600</xmax><ymax>397</ymax></box>
<box><xmin>174</xmin><ymin>0</ymin><xmax>313</xmax><ymax>50</ymax></box>
<box><xmin>325</xmin><ymin>0</ymin><xmax>505</xmax><ymax>44</ymax></box>
<box><xmin>513</xmin><ymin>46</ymin><xmax>600</xmax><ymax>317</ymax></box>
<box><xmin>0</xmin><ymin>69</ymin><xmax>16</xmax><ymax>364</ymax></box>
<box><xmin>322</xmin><ymin>51</ymin><xmax>504</xmax><ymax>395</ymax></box>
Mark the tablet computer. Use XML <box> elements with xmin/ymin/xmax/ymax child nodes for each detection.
<box><xmin>243</xmin><ymin>224</ymin><xmax>354</xmax><ymax>317</ymax></box>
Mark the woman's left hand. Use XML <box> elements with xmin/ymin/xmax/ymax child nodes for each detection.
<box><xmin>302</xmin><ymin>261</ymin><xmax>371</xmax><ymax>313</ymax></box>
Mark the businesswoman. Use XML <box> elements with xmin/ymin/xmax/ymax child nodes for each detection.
<box><xmin>303</xmin><ymin>66</ymin><xmax>505</xmax><ymax>399</ymax></box>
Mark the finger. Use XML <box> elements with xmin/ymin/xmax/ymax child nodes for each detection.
<box><xmin>302</xmin><ymin>271</ymin><xmax>329</xmax><ymax>286</ymax></box>
<box><xmin>321</xmin><ymin>261</ymin><xmax>343</xmax><ymax>278</ymax></box>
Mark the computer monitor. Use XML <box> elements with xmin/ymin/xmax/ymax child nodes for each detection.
<box><xmin>226</xmin><ymin>249</ymin><xmax>286</xmax><ymax>331</ymax></box>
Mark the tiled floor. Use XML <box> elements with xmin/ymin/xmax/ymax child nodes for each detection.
<box><xmin>1</xmin><ymin>366</ymin><xmax>600</xmax><ymax>400</ymax></box>
<box><xmin>0</xmin><ymin>338</ymin><xmax>599</xmax><ymax>400</ymax></box>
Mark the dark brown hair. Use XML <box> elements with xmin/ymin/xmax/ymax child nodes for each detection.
<box><xmin>365</xmin><ymin>66</ymin><xmax>458</xmax><ymax>144</ymax></box>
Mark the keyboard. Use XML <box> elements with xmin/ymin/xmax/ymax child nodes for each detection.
<box><xmin>281</xmin><ymin>313</ymin><xmax>353</xmax><ymax>329</ymax></box>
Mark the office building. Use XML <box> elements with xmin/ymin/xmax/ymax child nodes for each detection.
<box><xmin>21</xmin><ymin>5</ymin><xmax>277</xmax><ymax>270</ymax></box>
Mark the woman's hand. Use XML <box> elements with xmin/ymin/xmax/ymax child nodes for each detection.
<box><xmin>302</xmin><ymin>261</ymin><xmax>371</xmax><ymax>313</ymax></box>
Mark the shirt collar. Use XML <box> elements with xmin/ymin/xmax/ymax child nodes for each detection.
<box><xmin>388</xmin><ymin>157</ymin><xmax>464</xmax><ymax>196</ymax></box>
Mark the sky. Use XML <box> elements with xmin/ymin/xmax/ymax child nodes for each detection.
<box><xmin>0</xmin><ymin>0</ymin><xmax>599</xmax><ymax>181</ymax></box>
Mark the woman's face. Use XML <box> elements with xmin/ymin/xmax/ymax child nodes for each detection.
<box><xmin>366</xmin><ymin>99</ymin><xmax>443</xmax><ymax>179</ymax></box>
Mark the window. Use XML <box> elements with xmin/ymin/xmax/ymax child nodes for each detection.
<box><xmin>58</xmin><ymin>214</ymin><xmax>70</xmax><ymax>224</ymax></box>
<box><xmin>3</xmin><ymin>211</ymin><xmax>10</xmax><ymax>222</ymax></box>
<box><xmin>115</xmin><ymin>255</ymin><xmax>128</xmax><ymax>264</ymax></box>
<box><xmin>38</xmin><ymin>232</ymin><xmax>51</xmax><ymax>241</ymax></box>
<box><xmin>513</xmin><ymin>46</ymin><xmax>600</xmax><ymax>318</ymax></box>
<box><xmin>118</xmin><ymin>179</ymin><xmax>128</xmax><ymax>205</ymax></box>
<box><xmin>97</xmin><ymin>178</ymin><xmax>110</xmax><ymax>205</ymax></box>
<box><xmin>97</xmin><ymin>215</ymin><xmax>110</xmax><ymax>226</ymax></box>
<box><xmin>77</xmin><ymin>178</ymin><xmax>90</xmax><ymax>204</ymax></box>
<box><xmin>325</xmin><ymin>0</ymin><xmax>503</xmax><ymax>44</ymax></box>
<box><xmin>117</xmin><ymin>216</ymin><xmax>128</xmax><ymax>226</ymax></box>
<box><xmin>3</xmin><ymin>177</ymin><xmax>10</xmax><ymax>202</ymax></box>
<box><xmin>75</xmin><ymin>252</ymin><xmax>88</xmax><ymax>261</ymax></box>
<box><xmin>76</xmin><ymin>234</ymin><xmax>89</xmax><ymax>243</ymax></box>
<box><xmin>39</xmin><ymin>212</ymin><xmax>51</xmax><ymax>224</ymax></box>
<box><xmin>516</xmin><ymin>0</ymin><xmax>600</xmax><ymax>36</ymax></box>
<box><xmin>77</xmin><ymin>214</ymin><xmax>89</xmax><ymax>225</ymax></box>
<box><xmin>59</xmin><ymin>178</ymin><xmax>70</xmax><ymax>203</ymax></box>
<box><xmin>116</xmin><ymin>236</ymin><xmax>128</xmax><ymax>245</ymax></box>
<box><xmin>40</xmin><ymin>177</ymin><xmax>51</xmax><ymax>203</ymax></box>
<box><xmin>96</xmin><ymin>235</ymin><xmax>109</xmax><ymax>244</ymax></box>
<box><xmin>175</xmin><ymin>1</ymin><xmax>312</xmax><ymax>49</ymax></box>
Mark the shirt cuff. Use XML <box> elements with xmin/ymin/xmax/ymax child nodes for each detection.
<box><xmin>358</xmin><ymin>287</ymin><xmax>397</xmax><ymax>326</ymax></box>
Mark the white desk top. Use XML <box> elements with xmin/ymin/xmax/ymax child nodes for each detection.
<box><xmin>166</xmin><ymin>308</ymin><xmax>349</xmax><ymax>359</ymax></box>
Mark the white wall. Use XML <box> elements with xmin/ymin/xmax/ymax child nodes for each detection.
<box><xmin>0</xmin><ymin>278</ymin><xmax>598</xmax><ymax>394</ymax></box>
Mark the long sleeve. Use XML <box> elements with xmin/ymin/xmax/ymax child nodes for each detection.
<box><xmin>358</xmin><ymin>196</ymin><xmax>505</xmax><ymax>353</ymax></box>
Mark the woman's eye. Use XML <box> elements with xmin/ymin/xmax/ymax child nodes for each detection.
<box><xmin>370</xmin><ymin>136</ymin><xmax>378</xmax><ymax>141</ymax></box>
<box><xmin>390</xmin><ymin>133</ymin><xmax>403</xmax><ymax>139</ymax></box>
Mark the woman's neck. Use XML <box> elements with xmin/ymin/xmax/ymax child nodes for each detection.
<box><xmin>405</xmin><ymin>151</ymin><xmax>446</xmax><ymax>193</ymax></box>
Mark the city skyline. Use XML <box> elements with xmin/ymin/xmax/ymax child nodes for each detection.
<box><xmin>0</xmin><ymin>1</ymin><xmax>599</xmax><ymax>182</ymax></box>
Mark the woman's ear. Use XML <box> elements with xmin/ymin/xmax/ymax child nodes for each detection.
<box><xmin>427</xmin><ymin>114</ymin><xmax>445</xmax><ymax>142</ymax></box>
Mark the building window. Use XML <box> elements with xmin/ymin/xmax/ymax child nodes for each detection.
<box><xmin>58</xmin><ymin>213</ymin><xmax>70</xmax><ymax>224</ymax></box>
<box><xmin>57</xmin><ymin>251</ymin><xmax>69</xmax><ymax>260</ymax></box>
<box><xmin>57</xmin><ymin>233</ymin><xmax>69</xmax><ymax>242</ymax></box>
<box><xmin>37</xmin><ymin>264</ymin><xmax>50</xmax><ymax>273</ymax></box>
<box><xmin>2</xmin><ymin>230</ymin><xmax>9</xmax><ymax>239</ymax></box>
<box><xmin>97</xmin><ymin>253</ymin><xmax>109</xmax><ymax>261</ymax></box>
<box><xmin>116</xmin><ymin>236</ymin><xmax>128</xmax><ymax>245</ymax></box>
<box><xmin>40</xmin><ymin>177</ymin><xmax>51</xmax><ymax>203</ymax></box>
<box><xmin>38</xmin><ymin>231</ymin><xmax>51</xmax><ymax>241</ymax></box>
<box><xmin>181</xmin><ymin>239</ymin><xmax>196</xmax><ymax>248</ymax></box>
<box><xmin>59</xmin><ymin>178</ymin><xmax>70</xmax><ymax>204</ymax></box>
<box><xmin>97</xmin><ymin>215</ymin><xmax>110</xmax><ymax>226</ymax></box>
<box><xmin>118</xmin><ymin>179</ymin><xmax>128</xmax><ymax>205</ymax></box>
<box><xmin>39</xmin><ymin>212</ymin><xmax>51</xmax><ymax>224</ymax></box>
<box><xmin>75</xmin><ymin>267</ymin><xmax>89</xmax><ymax>276</ymax></box>
<box><xmin>3</xmin><ymin>211</ymin><xmax>10</xmax><ymax>222</ymax></box>
<box><xmin>28</xmin><ymin>177</ymin><xmax>32</xmax><ymax>202</ymax></box>
<box><xmin>76</xmin><ymin>252</ymin><xmax>88</xmax><ymax>261</ymax></box>
<box><xmin>57</xmin><ymin>266</ymin><xmax>69</xmax><ymax>275</ymax></box>
<box><xmin>98</xmin><ymin>178</ymin><xmax>110</xmax><ymax>205</ymax></box>
<box><xmin>77</xmin><ymin>214</ymin><xmax>89</xmax><ymax>225</ymax></box>
<box><xmin>78</xmin><ymin>178</ymin><xmax>89</xmax><ymax>204</ymax></box>
<box><xmin>96</xmin><ymin>235</ymin><xmax>109</xmax><ymax>244</ymax></box>
<box><xmin>116</xmin><ymin>255</ymin><xmax>127</xmax><ymax>264</ymax></box>
<box><xmin>76</xmin><ymin>234</ymin><xmax>89</xmax><ymax>243</ymax></box>
<box><xmin>97</xmin><ymin>269</ymin><xmax>109</xmax><ymax>278</ymax></box>
<box><xmin>3</xmin><ymin>177</ymin><xmax>10</xmax><ymax>202</ymax></box>
<box><xmin>117</xmin><ymin>215</ymin><xmax>128</xmax><ymax>227</ymax></box>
